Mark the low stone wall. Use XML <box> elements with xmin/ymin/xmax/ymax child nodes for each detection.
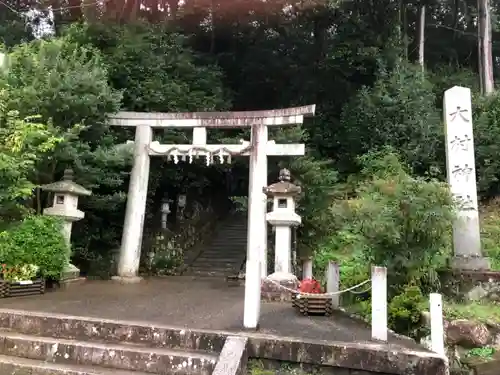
<box><xmin>441</xmin><ymin>270</ymin><xmax>500</xmax><ymax>302</ymax></box>
<box><xmin>247</xmin><ymin>337</ymin><xmax>447</xmax><ymax>375</ymax></box>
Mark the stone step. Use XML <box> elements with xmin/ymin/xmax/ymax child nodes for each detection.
<box><xmin>191</xmin><ymin>264</ymin><xmax>243</xmax><ymax>270</ymax></box>
<box><xmin>195</xmin><ymin>251</ymin><xmax>244</xmax><ymax>257</ymax></box>
<box><xmin>217</xmin><ymin>231</ymin><xmax>246</xmax><ymax>234</ymax></box>
<box><xmin>201</xmin><ymin>247</ymin><xmax>245</xmax><ymax>252</ymax></box>
<box><xmin>196</xmin><ymin>251</ymin><xmax>244</xmax><ymax>256</ymax></box>
<box><xmin>206</xmin><ymin>244</ymin><xmax>247</xmax><ymax>251</ymax></box>
<box><xmin>191</xmin><ymin>263</ymin><xmax>243</xmax><ymax>270</ymax></box>
<box><xmin>193</xmin><ymin>256</ymin><xmax>244</xmax><ymax>263</ymax></box>
<box><xmin>188</xmin><ymin>266</ymin><xmax>241</xmax><ymax>273</ymax></box>
<box><xmin>0</xmin><ymin>329</ymin><xmax>217</xmax><ymax>375</ymax></box>
<box><xmin>195</xmin><ymin>247</ymin><xmax>244</xmax><ymax>253</ymax></box>
<box><xmin>0</xmin><ymin>310</ymin><xmax>227</xmax><ymax>352</ymax></box>
<box><xmin>0</xmin><ymin>354</ymin><xmax>153</xmax><ymax>375</ymax></box>
<box><xmin>202</xmin><ymin>244</ymin><xmax>246</xmax><ymax>249</ymax></box>
<box><xmin>185</xmin><ymin>270</ymin><xmax>231</xmax><ymax>277</ymax></box>
<box><xmin>209</xmin><ymin>238</ymin><xmax>246</xmax><ymax>243</ymax></box>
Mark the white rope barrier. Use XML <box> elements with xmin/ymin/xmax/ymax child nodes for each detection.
<box><xmin>263</xmin><ymin>276</ymin><xmax>371</xmax><ymax>297</ymax></box>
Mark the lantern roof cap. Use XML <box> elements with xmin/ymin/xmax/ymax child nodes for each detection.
<box><xmin>263</xmin><ymin>168</ymin><xmax>301</xmax><ymax>197</ymax></box>
<box><xmin>40</xmin><ymin>169</ymin><xmax>92</xmax><ymax>196</ymax></box>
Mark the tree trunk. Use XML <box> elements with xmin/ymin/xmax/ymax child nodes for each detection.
<box><xmin>418</xmin><ymin>5</ymin><xmax>425</xmax><ymax>71</ymax></box>
<box><xmin>478</xmin><ymin>0</ymin><xmax>494</xmax><ymax>95</ymax></box>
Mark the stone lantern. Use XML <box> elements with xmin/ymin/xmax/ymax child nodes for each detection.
<box><xmin>161</xmin><ymin>198</ymin><xmax>171</xmax><ymax>229</ymax></box>
<box><xmin>41</xmin><ymin>169</ymin><xmax>91</xmax><ymax>283</ymax></box>
<box><xmin>260</xmin><ymin>168</ymin><xmax>302</xmax><ymax>301</ymax></box>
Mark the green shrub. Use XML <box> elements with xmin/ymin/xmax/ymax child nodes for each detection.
<box><xmin>313</xmin><ymin>149</ymin><xmax>455</xmax><ymax>339</ymax></box>
<box><xmin>388</xmin><ymin>285</ymin><xmax>429</xmax><ymax>339</ymax></box>
<box><xmin>0</xmin><ymin>215</ymin><xmax>69</xmax><ymax>280</ymax></box>
<box><xmin>479</xmin><ymin>200</ymin><xmax>500</xmax><ymax>270</ymax></box>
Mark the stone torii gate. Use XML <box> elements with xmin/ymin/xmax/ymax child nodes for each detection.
<box><xmin>108</xmin><ymin>106</ymin><xmax>315</xmax><ymax>327</ymax></box>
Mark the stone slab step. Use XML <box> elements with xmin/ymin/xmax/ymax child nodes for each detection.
<box><xmin>200</xmin><ymin>248</ymin><xmax>245</xmax><ymax>253</ymax></box>
<box><xmin>185</xmin><ymin>270</ymin><xmax>231</xmax><ymax>277</ymax></box>
<box><xmin>189</xmin><ymin>264</ymin><xmax>241</xmax><ymax>271</ymax></box>
<box><xmin>191</xmin><ymin>258</ymin><xmax>243</xmax><ymax>265</ymax></box>
<box><xmin>0</xmin><ymin>354</ymin><xmax>153</xmax><ymax>375</ymax></box>
<box><xmin>213</xmin><ymin>235</ymin><xmax>246</xmax><ymax>238</ymax></box>
<box><xmin>0</xmin><ymin>329</ymin><xmax>217</xmax><ymax>375</ymax></box>
<box><xmin>0</xmin><ymin>309</ymin><xmax>227</xmax><ymax>353</ymax></box>
<box><xmin>206</xmin><ymin>245</ymin><xmax>246</xmax><ymax>250</ymax></box>
<box><xmin>198</xmin><ymin>250</ymin><xmax>245</xmax><ymax>256</ymax></box>
<box><xmin>189</xmin><ymin>265</ymin><xmax>242</xmax><ymax>271</ymax></box>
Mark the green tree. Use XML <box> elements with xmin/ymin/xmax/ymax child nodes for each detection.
<box><xmin>0</xmin><ymin>89</ymin><xmax>63</xmax><ymax>224</ymax></box>
<box><xmin>338</xmin><ymin>63</ymin><xmax>442</xmax><ymax>176</ymax></box>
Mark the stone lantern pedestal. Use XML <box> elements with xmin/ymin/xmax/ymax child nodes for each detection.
<box><xmin>41</xmin><ymin>169</ymin><xmax>91</xmax><ymax>287</ymax></box>
<box><xmin>261</xmin><ymin>169</ymin><xmax>302</xmax><ymax>302</ymax></box>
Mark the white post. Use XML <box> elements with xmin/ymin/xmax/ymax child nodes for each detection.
<box><xmin>430</xmin><ymin>293</ymin><xmax>445</xmax><ymax>356</ymax></box>
<box><xmin>243</xmin><ymin>258</ymin><xmax>261</xmax><ymax>329</ymax></box>
<box><xmin>303</xmin><ymin>257</ymin><xmax>313</xmax><ymax>279</ymax></box>
<box><xmin>247</xmin><ymin>123</ymin><xmax>268</xmax><ymax>278</ymax></box>
<box><xmin>115</xmin><ymin>125</ymin><xmax>152</xmax><ymax>281</ymax></box>
<box><xmin>443</xmin><ymin>86</ymin><xmax>489</xmax><ymax>270</ymax></box>
<box><xmin>326</xmin><ymin>261</ymin><xmax>340</xmax><ymax>308</ymax></box>
<box><xmin>274</xmin><ymin>225</ymin><xmax>291</xmax><ymax>273</ymax></box>
<box><xmin>371</xmin><ymin>266</ymin><xmax>387</xmax><ymax>342</ymax></box>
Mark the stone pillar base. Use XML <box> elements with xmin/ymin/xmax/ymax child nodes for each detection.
<box><xmin>261</xmin><ymin>272</ymin><xmax>298</xmax><ymax>302</ymax></box>
<box><xmin>451</xmin><ymin>255</ymin><xmax>490</xmax><ymax>271</ymax></box>
<box><xmin>58</xmin><ymin>263</ymin><xmax>86</xmax><ymax>289</ymax></box>
<box><xmin>59</xmin><ymin>277</ymin><xmax>86</xmax><ymax>289</ymax></box>
<box><xmin>111</xmin><ymin>275</ymin><xmax>144</xmax><ymax>284</ymax></box>
<box><xmin>61</xmin><ymin>263</ymin><xmax>81</xmax><ymax>280</ymax></box>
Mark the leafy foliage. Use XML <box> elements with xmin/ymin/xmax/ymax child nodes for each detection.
<box><xmin>0</xmin><ymin>90</ymin><xmax>63</xmax><ymax>223</ymax></box>
<box><xmin>65</xmin><ymin>22</ymin><xmax>228</xmax><ymax>113</ymax></box>
<box><xmin>388</xmin><ymin>285</ymin><xmax>428</xmax><ymax>340</ymax></box>
<box><xmin>473</xmin><ymin>93</ymin><xmax>500</xmax><ymax>197</ymax></box>
<box><xmin>338</xmin><ymin>64</ymin><xmax>442</xmax><ymax>176</ymax></box>
<box><xmin>0</xmin><ymin>215</ymin><xmax>69</xmax><ymax>280</ymax></box>
<box><xmin>1</xmin><ymin>36</ymin><xmax>122</xmax><ymax>141</ymax></box>
<box><xmin>314</xmin><ymin>149</ymin><xmax>455</xmax><ymax>337</ymax></box>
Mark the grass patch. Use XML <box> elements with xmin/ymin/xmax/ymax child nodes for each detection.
<box><xmin>444</xmin><ymin>301</ymin><xmax>500</xmax><ymax>323</ymax></box>
<box><xmin>247</xmin><ymin>360</ymin><xmax>275</xmax><ymax>375</ymax></box>
<box><xmin>480</xmin><ymin>201</ymin><xmax>500</xmax><ymax>270</ymax></box>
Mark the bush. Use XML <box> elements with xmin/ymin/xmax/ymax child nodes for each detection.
<box><xmin>388</xmin><ymin>284</ymin><xmax>428</xmax><ymax>339</ymax></box>
<box><xmin>0</xmin><ymin>215</ymin><xmax>69</xmax><ymax>280</ymax></box>
<box><xmin>479</xmin><ymin>199</ymin><xmax>500</xmax><ymax>270</ymax></box>
<box><xmin>353</xmin><ymin>149</ymin><xmax>455</xmax><ymax>294</ymax></box>
<box><xmin>313</xmin><ymin>149</ymin><xmax>455</xmax><ymax>338</ymax></box>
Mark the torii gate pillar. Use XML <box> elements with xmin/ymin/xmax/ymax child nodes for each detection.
<box><xmin>247</xmin><ymin>123</ymin><xmax>268</xmax><ymax>279</ymax></box>
<box><xmin>115</xmin><ymin>125</ymin><xmax>152</xmax><ymax>281</ymax></box>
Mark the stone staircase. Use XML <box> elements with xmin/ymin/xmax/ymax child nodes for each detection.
<box><xmin>184</xmin><ymin>214</ymin><xmax>247</xmax><ymax>277</ymax></box>
<box><xmin>0</xmin><ymin>310</ymin><xmax>227</xmax><ymax>375</ymax></box>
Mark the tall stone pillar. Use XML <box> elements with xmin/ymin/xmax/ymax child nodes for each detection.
<box><xmin>246</xmin><ymin>123</ymin><xmax>268</xmax><ymax>277</ymax></box>
<box><xmin>114</xmin><ymin>125</ymin><xmax>153</xmax><ymax>282</ymax></box>
<box><xmin>443</xmin><ymin>86</ymin><xmax>489</xmax><ymax>270</ymax></box>
<box><xmin>244</xmin><ymin>123</ymin><xmax>268</xmax><ymax>329</ymax></box>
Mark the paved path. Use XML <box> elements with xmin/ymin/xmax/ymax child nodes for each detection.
<box><xmin>0</xmin><ymin>277</ymin><xmax>422</xmax><ymax>349</ymax></box>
